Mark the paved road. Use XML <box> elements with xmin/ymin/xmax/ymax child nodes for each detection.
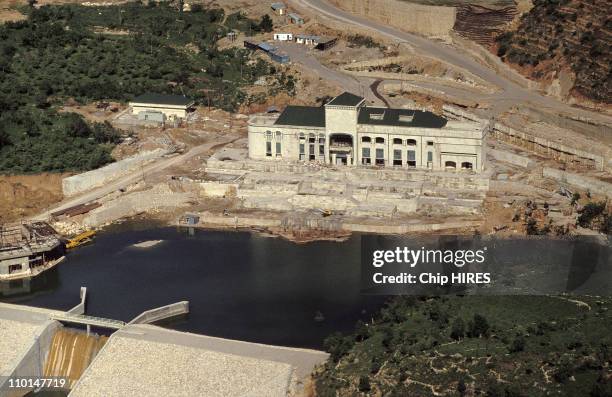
<box><xmin>290</xmin><ymin>0</ymin><xmax>612</xmax><ymax>124</ymax></box>
<box><xmin>35</xmin><ymin>136</ymin><xmax>237</xmax><ymax>221</ymax></box>
<box><xmin>276</xmin><ymin>41</ymin><xmax>386</xmax><ymax>106</ymax></box>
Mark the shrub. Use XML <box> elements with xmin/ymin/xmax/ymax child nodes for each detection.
<box><xmin>468</xmin><ymin>314</ymin><xmax>490</xmax><ymax>338</ymax></box>
<box><xmin>323</xmin><ymin>332</ymin><xmax>354</xmax><ymax>363</ymax></box>
<box><xmin>509</xmin><ymin>336</ymin><xmax>526</xmax><ymax>353</ymax></box>
<box><xmin>578</xmin><ymin>202</ymin><xmax>607</xmax><ymax>227</ymax></box>
<box><xmin>450</xmin><ymin>317</ymin><xmax>466</xmax><ymax>340</ymax></box>
<box><xmin>358</xmin><ymin>376</ymin><xmax>371</xmax><ymax>392</ymax></box>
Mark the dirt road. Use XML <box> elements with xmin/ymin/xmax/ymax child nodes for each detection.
<box><xmin>34</xmin><ymin>136</ymin><xmax>238</xmax><ymax>221</ymax></box>
<box><xmin>289</xmin><ymin>0</ymin><xmax>612</xmax><ymax>125</ymax></box>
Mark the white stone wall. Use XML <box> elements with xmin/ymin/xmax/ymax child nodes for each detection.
<box><xmin>325</xmin><ymin>105</ymin><xmax>360</xmax><ymax>135</ymax></box>
<box><xmin>543</xmin><ymin>168</ymin><xmax>612</xmax><ymax>198</ymax></box>
<box><xmin>62</xmin><ymin>149</ymin><xmax>169</xmax><ymax>196</ymax></box>
<box><xmin>131</xmin><ymin>105</ymin><xmax>187</xmax><ymax>119</ymax></box>
<box><xmin>248</xmin><ymin>123</ymin><xmax>325</xmax><ymax>162</ymax></box>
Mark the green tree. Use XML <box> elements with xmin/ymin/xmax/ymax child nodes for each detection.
<box><xmin>358</xmin><ymin>376</ymin><xmax>371</xmax><ymax>392</ymax></box>
<box><xmin>457</xmin><ymin>378</ymin><xmax>467</xmax><ymax>396</ymax></box>
<box><xmin>0</xmin><ymin>128</ymin><xmax>10</xmax><ymax>149</ymax></box>
<box><xmin>259</xmin><ymin>14</ymin><xmax>273</xmax><ymax>32</ymax></box>
<box><xmin>509</xmin><ymin>335</ymin><xmax>526</xmax><ymax>353</ymax></box>
<box><xmin>468</xmin><ymin>314</ymin><xmax>490</xmax><ymax>338</ymax></box>
<box><xmin>323</xmin><ymin>332</ymin><xmax>354</xmax><ymax>363</ymax></box>
<box><xmin>578</xmin><ymin>202</ymin><xmax>607</xmax><ymax>227</ymax></box>
<box><xmin>450</xmin><ymin>317</ymin><xmax>466</xmax><ymax>340</ymax></box>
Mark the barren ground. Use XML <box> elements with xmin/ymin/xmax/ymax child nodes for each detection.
<box><xmin>0</xmin><ymin>174</ymin><xmax>65</xmax><ymax>223</ymax></box>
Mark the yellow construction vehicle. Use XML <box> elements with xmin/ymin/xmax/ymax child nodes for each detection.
<box><xmin>66</xmin><ymin>230</ymin><xmax>96</xmax><ymax>249</ymax></box>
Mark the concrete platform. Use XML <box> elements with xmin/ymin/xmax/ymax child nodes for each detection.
<box><xmin>70</xmin><ymin>324</ymin><xmax>328</xmax><ymax>397</ymax></box>
<box><xmin>0</xmin><ymin>303</ymin><xmax>64</xmax><ymax>392</ymax></box>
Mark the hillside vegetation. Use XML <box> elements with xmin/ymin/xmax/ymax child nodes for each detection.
<box><xmin>495</xmin><ymin>0</ymin><xmax>611</xmax><ymax>103</ymax></box>
<box><xmin>314</xmin><ymin>295</ymin><xmax>612</xmax><ymax>396</ymax></box>
<box><xmin>0</xmin><ymin>2</ymin><xmax>274</xmax><ymax>173</ymax></box>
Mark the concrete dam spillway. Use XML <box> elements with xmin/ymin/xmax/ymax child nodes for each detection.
<box><xmin>43</xmin><ymin>329</ymin><xmax>107</xmax><ymax>388</ymax></box>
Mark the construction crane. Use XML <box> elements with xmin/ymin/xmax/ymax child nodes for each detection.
<box><xmin>66</xmin><ymin>231</ymin><xmax>96</xmax><ymax>249</ymax></box>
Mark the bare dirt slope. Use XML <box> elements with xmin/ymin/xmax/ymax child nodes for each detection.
<box><xmin>0</xmin><ymin>174</ymin><xmax>64</xmax><ymax>222</ymax></box>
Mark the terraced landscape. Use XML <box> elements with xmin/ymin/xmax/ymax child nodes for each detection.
<box><xmin>494</xmin><ymin>0</ymin><xmax>611</xmax><ymax>103</ymax></box>
<box><xmin>454</xmin><ymin>4</ymin><xmax>517</xmax><ymax>46</ymax></box>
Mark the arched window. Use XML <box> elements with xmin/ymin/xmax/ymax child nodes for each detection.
<box><xmin>275</xmin><ymin>131</ymin><xmax>282</xmax><ymax>141</ymax></box>
<box><xmin>375</xmin><ymin>137</ymin><xmax>385</xmax><ymax>144</ymax></box>
<box><xmin>461</xmin><ymin>162</ymin><xmax>473</xmax><ymax>170</ymax></box>
<box><xmin>393</xmin><ymin>138</ymin><xmax>403</xmax><ymax>145</ymax></box>
<box><xmin>407</xmin><ymin>139</ymin><xmax>417</xmax><ymax>146</ymax></box>
<box><xmin>445</xmin><ymin>161</ymin><xmax>457</xmax><ymax>169</ymax></box>
<box><xmin>361</xmin><ymin>136</ymin><xmax>371</xmax><ymax>143</ymax></box>
<box><xmin>265</xmin><ymin>131</ymin><xmax>272</xmax><ymax>141</ymax></box>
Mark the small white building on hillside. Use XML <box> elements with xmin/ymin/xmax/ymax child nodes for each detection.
<box><xmin>273</xmin><ymin>33</ymin><xmax>293</xmax><ymax>41</ymax></box>
<box><xmin>129</xmin><ymin>93</ymin><xmax>194</xmax><ymax>121</ymax></box>
<box><xmin>295</xmin><ymin>34</ymin><xmax>320</xmax><ymax>45</ymax></box>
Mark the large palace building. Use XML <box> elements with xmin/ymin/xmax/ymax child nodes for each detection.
<box><xmin>248</xmin><ymin>92</ymin><xmax>487</xmax><ymax>172</ymax></box>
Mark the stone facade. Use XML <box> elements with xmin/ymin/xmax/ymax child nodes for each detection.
<box><xmin>248</xmin><ymin>92</ymin><xmax>487</xmax><ymax>172</ymax></box>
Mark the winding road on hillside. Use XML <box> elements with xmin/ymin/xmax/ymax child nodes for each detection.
<box><xmin>289</xmin><ymin>0</ymin><xmax>612</xmax><ymax>126</ymax></box>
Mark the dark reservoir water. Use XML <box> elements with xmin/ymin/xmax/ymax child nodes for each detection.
<box><xmin>1</xmin><ymin>221</ymin><xmax>386</xmax><ymax>348</ymax></box>
<box><xmin>1</xmin><ymin>221</ymin><xmax>610</xmax><ymax>348</ymax></box>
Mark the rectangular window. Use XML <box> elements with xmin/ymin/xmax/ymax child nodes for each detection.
<box><xmin>407</xmin><ymin>150</ymin><xmax>416</xmax><ymax>167</ymax></box>
<box><xmin>362</xmin><ymin>147</ymin><xmax>371</xmax><ymax>165</ymax></box>
<box><xmin>276</xmin><ymin>142</ymin><xmax>281</xmax><ymax>157</ymax></box>
<box><xmin>266</xmin><ymin>142</ymin><xmax>272</xmax><ymax>157</ymax></box>
<box><xmin>309</xmin><ymin>144</ymin><xmax>315</xmax><ymax>160</ymax></box>
<box><xmin>299</xmin><ymin>143</ymin><xmax>305</xmax><ymax>160</ymax></box>
<box><xmin>393</xmin><ymin>149</ymin><xmax>402</xmax><ymax>166</ymax></box>
<box><xmin>8</xmin><ymin>264</ymin><xmax>22</xmax><ymax>274</ymax></box>
<box><xmin>319</xmin><ymin>144</ymin><xmax>325</xmax><ymax>156</ymax></box>
<box><xmin>375</xmin><ymin>148</ymin><xmax>385</xmax><ymax>166</ymax></box>
<box><xmin>427</xmin><ymin>151</ymin><xmax>433</xmax><ymax>162</ymax></box>
<box><xmin>427</xmin><ymin>141</ymin><xmax>434</xmax><ymax>146</ymax></box>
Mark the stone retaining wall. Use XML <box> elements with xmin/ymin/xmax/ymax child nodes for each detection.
<box><xmin>62</xmin><ymin>149</ymin><xmax>170</xmax><ymax>196</ymax></box>
<box><xmin>83</xmin><ymin>185</ymin><xmax>193</xmax><ymax>227</ymax></box>
<box><xmin>442</xmin><ymin>105</ymin><xmax>605</xmax><ymax>171</ymax></box>
<box><xmin>329</xmin><ymin>0</ymin><xmax>456</xmax><ymax>38</ymax></box>
<box><xmin>542</xmin><ymin>168</ymin><xmax>612</xmax><ymax>198</ymax></box>
<box><xmin>191</xmin><ymin>211</ymin><xmax>480</xmax><ymax>235</ymax></box>
<box><xmin>488</xmin><ymin>148</ymin><xmax>535</xmax><ymax>168</ymax></box>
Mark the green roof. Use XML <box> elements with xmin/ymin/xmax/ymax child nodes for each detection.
<box><xmin>274</xmin><ymin>106</ymin><xmax>326</xmax><ymax>127</ymax></box>
<box><xmin>132</xmin><ymin>93</ymin><xmax>193</xmax><ymax>106</ymax></box>
<box><xmin>358</xmin><ymin>107</ymin><xmax>447</xmax><ymax>128</ymax></box>
<box><xmin>326</xmin><ymin>92</ymin><xmax>365</xmax><ymax>107</ymax></box>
